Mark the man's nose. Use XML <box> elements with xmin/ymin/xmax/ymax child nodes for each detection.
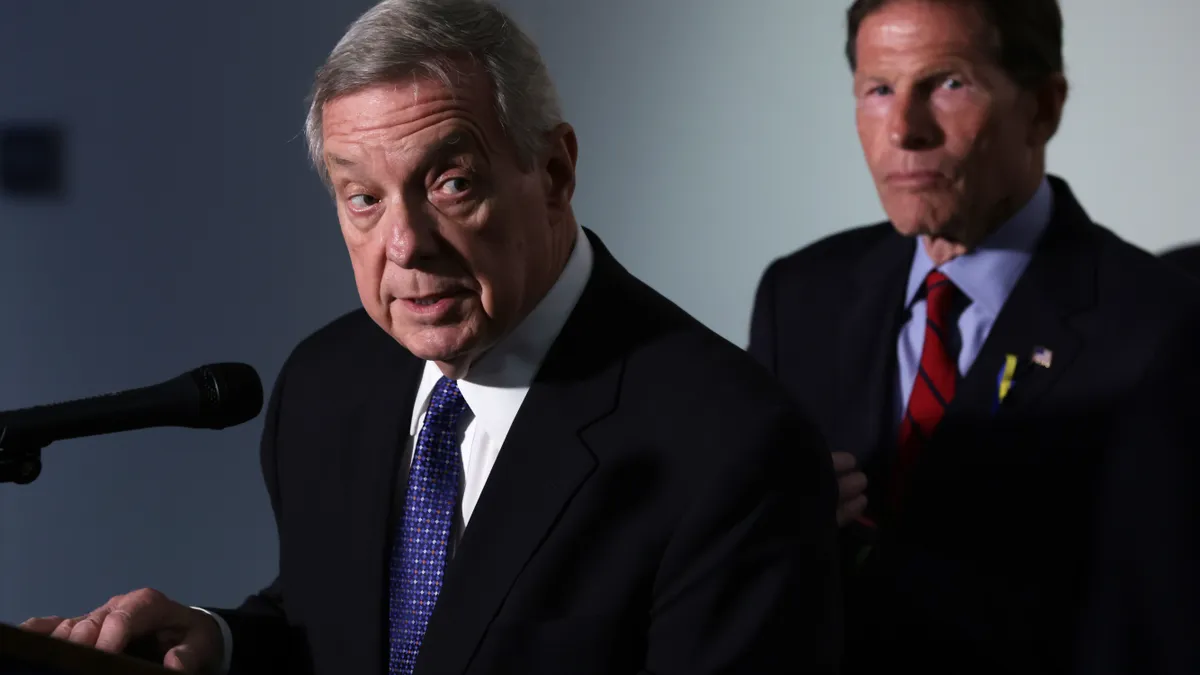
<box><xmin>384</xmin><ymin>200</ymin><xmax>440</xmax><ymax>268</ymax></box>
<box><xmin>886</xmin><ymin>91</ymin><xmax>942</xmax><ymax>151</ymax></box>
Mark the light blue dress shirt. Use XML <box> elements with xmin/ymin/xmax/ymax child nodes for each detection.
<box><xmin>896</xmin><ymin>177</ymin><xmax>1054</xmax><ymax>418</ymax></box>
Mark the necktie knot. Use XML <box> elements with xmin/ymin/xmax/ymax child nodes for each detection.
<box><xmin>923</xmin><ymin>270</ymin><xmax>958</xmax><ymax>329</ymax></box>
<box><xmin>427</xmin><ymin>377</ymin><xmax>469</xmax><ymax>426</ymax></box>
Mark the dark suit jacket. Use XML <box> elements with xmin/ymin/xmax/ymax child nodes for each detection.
<box><xmin>1161</xmin><ymin>242</ymin><xmax>1200</xmax><ymax>278</ymax></box>
<box><xmin>1071</xmin><ymin>313</ymin><xmax>1200</xmax><ymax>675</ymax></box>
<box><xmin>748</xmin><ymin>176</ymin><xmax>1200</xmax><ymax>674</ymax></box>
<box><xmin>214</xmin><ymin>230</ymin><xmax>841</xmax><ymax>675</ymax></box>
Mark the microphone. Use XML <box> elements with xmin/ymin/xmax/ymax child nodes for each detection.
<box><xmin>0</xmin><ymin>362</ymin><xmax>264</xmax><ymax>449</ymax></box>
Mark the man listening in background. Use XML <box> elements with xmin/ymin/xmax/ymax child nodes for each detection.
<box><xmin>749</xmin><ymin>0</ymin><xmax>1200</xmax><ymax>672</ymax></box>
<box><xmin>22</xmin><ymin>1</ymin><xmax>842</xmax><ymax>673</ymax></box>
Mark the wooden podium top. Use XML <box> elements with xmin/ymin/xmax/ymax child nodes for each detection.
<box><xmin>0</xmin><ymin>622</ymin><xmax>172</xmax><ymax>675</ymax></box>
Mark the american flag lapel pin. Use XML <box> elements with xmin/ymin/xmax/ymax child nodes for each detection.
<box><xmin>1031</xmin><ymin>346</ymin><xmax>1053</xmax><ymax>369</ymax></box>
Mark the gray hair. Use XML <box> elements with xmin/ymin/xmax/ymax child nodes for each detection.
<box><xmin>303</xmin><ymin>0</ymin><xmax>563</xmax><ymax>186</ymax></box>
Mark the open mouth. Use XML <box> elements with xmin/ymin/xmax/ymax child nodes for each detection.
<box><xmin>400</xmin><ymin>290</ymin><xmax>469</xmax><ymax>318</ymax></box>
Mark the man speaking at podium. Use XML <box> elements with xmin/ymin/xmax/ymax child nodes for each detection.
<box><xmin>20</xmin><ymin>1</ymin><xmax>841</xmax><ymax>673</ymax></box>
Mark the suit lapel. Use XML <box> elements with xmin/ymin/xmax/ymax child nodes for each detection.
<box><xmin>836</xmin><ymin>231</ymin><xmax>914</xmax><ymax>465</ymax></box>
<box><xmin>948</xmin><ymin>177</ymin><xmax>1097</xmax><ymax>423</ymax></box>
<box><xmin>343</xmin><ymin>334</ymin><xmax>423</xmax><ymax>675</ymax></box>
<box><xmin>414</xmin><ymin>232</ymin><xmax>626</xmax><ymax>675</ymax></box>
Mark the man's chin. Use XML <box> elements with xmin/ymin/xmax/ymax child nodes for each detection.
<box><xmin>886</xmin><ymin>210</ymin><xmax>958</xmax><ymax>240</ymax></box>
<box><xmin>887</xmin><ymin>219</ymin><xmax>926</xmax><ymax>238</ymax></box>
<box><xmin>882</xmin><ymin>193</ymin><xmax>959</xmax><ymax>231</ymax></box>
<box><xmin>394</xmin><ymin>324</ymin><xmax>483</xmax><ymax>367</ymax></box>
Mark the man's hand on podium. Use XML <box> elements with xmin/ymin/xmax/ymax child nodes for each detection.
<box><xmin>19</xmin><ymin>587</ymin><xmax>223</xmax><ymax>673</ymax></box>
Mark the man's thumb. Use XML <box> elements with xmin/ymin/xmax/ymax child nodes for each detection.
<box><xmin>164</xmin><ymin>644</ymin><xmax>201</xmax><ymax>673</ymax></box>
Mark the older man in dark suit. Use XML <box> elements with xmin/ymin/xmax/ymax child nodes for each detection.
<box><xmin>21</xmin><ymin>1</ymin><xmax>841</xmax><ymax>674</ymax></box>
<box><xmin>749</xmin><ymin>0</ymin><xmax>1200</xmax><ymax>673</ymax></box>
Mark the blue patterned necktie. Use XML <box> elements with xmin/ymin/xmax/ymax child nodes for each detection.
<box><xmin>388</xmin><ymin>376</ymin><xmax>469</xmax><ymax>675</ymax></box>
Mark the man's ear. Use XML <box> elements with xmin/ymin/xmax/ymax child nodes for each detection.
<box><xmin>541</xmin><ymin>123</ymin><xmax>578</xmax><ymax>215</ymax></box>
<box><xmin>1028</xmin><ymin>72</ymin><xmax>1068</xmax><ymax>146</ymax></box>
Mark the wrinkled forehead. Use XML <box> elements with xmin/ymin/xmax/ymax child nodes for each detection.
<box><xmin>856</xmin><ymin>0</ymin><xmax>1000</xmax><ymax>67</ymax></box>
<box><xmin>320</xmin><ymin>62</ymin><xmax>510</xmax><ymax>170</ymax></box>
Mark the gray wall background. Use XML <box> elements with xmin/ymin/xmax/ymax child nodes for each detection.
<box><xmin>2</xmin><ymin>0</ymin><xmax>1197</xmax><ymax>624</ymax></box>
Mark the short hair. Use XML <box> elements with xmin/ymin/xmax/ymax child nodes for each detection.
<box><xmin>844</xmin><ymin>0</ymin><xmax>1064</xmax><ymax>89</ymax></box>
<box><xmin>304</xmin><ymin>0</ymin><xmax>563</xmax><ymax>185</ymax></box>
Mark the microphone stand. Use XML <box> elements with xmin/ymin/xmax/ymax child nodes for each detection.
<box><xmin>0</xmin><ymin>430</ymin><xmax>44</xmax><ymax>484</ymax></box>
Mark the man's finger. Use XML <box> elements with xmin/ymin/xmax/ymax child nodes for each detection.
<box><xmin>50</xmin><ymin>617</ymin><xmax>85</xmax><ymax>641</ymax></box>
<box><xmin>19</xmin><ymin>616</ymin><xmax>65</xmax><ymax>634</ymax></box>
<box><xmin>94</xmin><ymin>590</ymin><xmax>187</xmax><ymax>653</ymax></box>
<box><xmin>837</xmin><ymin>494</ymin><xmax>869</xmax><ymax>527</ymax></box>
<box><xmin>66</xmin><ymin>615</ymin><xmax>105</xmax><ymax>647</ymax></box>
<box><xmin>94</xmin><ymin>607</ymin><xmax>143</xmax><ymax>653</ymax></box>
<box><xmin>837</xmin><ymin>471</ymin><xmax>868</xmax><ymax>501</ymax></box>
<box><xmin>831</xmin><ymin>451</ymin><xmax>857</xmax><ymax>474</ymax></box>
<box><xmin>164</xmin><ymin>644</ymin><xmax>198</xmax><ymax>672</ymax></box>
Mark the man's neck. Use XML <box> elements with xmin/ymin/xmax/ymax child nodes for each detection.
<box><xmin>921</xmin><ymin>237</ymin><xmax>970</xmax><ymax>267</ymax></box>
<box><xmin>435</xmin><ymin>356</ymin><xmax>472</xmax><ymax>380</ymax></box>
<box><xmin>434</xmin><ymin>217</ymin><xmax>583</xmax><ymax>380</ymax></box>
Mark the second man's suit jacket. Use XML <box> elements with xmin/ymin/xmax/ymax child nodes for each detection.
<box><xmin>749</xmin><ymin>176</ymin><xmax>1200</xmax><ymax>674</ymax></box>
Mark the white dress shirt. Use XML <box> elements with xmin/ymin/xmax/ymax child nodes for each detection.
<box><xmin>198</xmin><ymin>224</ymin><xmax>593</xmax><ymax>673</ymax></box>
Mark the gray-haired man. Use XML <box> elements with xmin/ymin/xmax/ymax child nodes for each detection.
<box><xmin>21</xmin><ymin>1</ymin><xmax>842</xmax><ymax>673</ymax></box>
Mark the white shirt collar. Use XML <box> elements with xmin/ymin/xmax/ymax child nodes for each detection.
<box><xmin>409</xmin><ymin>224</ymin><xmax>594</xmax><ymax>446</ymax></box>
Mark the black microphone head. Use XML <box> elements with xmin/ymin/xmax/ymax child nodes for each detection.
<box><xmin>186</xmin><ymin>362</ymin><xmax>263</xmax><ymax>429</ymax></box>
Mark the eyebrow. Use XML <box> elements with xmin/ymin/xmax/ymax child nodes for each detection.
<box><xmin>426</xmin><ymin>130</ymin><xmax>480</xmax><ymax>162</ymax></box>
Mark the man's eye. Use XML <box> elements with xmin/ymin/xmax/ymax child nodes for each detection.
<box><xmin>349</xmin><ymin>194</ymin><xmax>379</xmax><ymax>209</ymax></box>
<box><xmin>439</xmin><ymin>177</ymin><xmax>470</xmax><ymax>194</ymax></box>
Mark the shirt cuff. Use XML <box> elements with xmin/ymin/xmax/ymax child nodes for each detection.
<box><xmin>190</xmin><ymin>606</ymin><xmax>233</xmax><ymax>675</ymax></box>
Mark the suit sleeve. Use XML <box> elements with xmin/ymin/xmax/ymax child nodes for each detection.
<box><xmin>209</xmin><ymin>355</ymin><xmax>313</xmax><ymax>675</ymax></box>
<box><xmin>1074</xmin><ymin>309</ymin><xmax>1200</xmax><ymax>675</ymax></box>
<box><xmin>643</xmin><ymin>403</ymin><xmax>842</xmax><ymax>674</ymax></box>
<box><xmin>748</xmin><ymin>260</ymin><xmax>780</xmax><ymax>373</ymax></box>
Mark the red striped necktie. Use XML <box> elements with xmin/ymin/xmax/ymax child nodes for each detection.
<box><xmin>892</xmin><ymin>269</ymin><xmax>959</xmax><ymax>509</ymax></box>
